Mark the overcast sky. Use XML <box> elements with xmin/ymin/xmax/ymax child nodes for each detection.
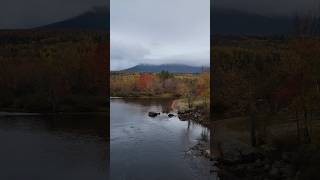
<box><xmin>2</xmin><ymin>0</ymin><xmax>318</xmax><ymax>70</ymax></box>
<box><xmin>110</xmin><ymin>0</ymin><xmax>210</xmax><ymax>70</ymax></box>
<box><xmin>1</xmin><ymin>0</ymin><xmax>106</xmax><ymax>29</ymax></box>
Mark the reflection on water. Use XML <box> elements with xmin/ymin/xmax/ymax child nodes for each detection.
<box><xmin>110</xmin><ymin>98</ymin><xmax>215</xmax><ymax>180</ymax></box>
<box><xmin>0</xmin><ymin>114</ymin><xmax>108</xmax><ymax>180</ymax></box>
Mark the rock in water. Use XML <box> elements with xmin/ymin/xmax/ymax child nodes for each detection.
<box><xmin>148</xmin><ymin>112</ymin><xmax>160</xmax><ymax>117</ymax></box>
<box><xmin>168</xmin><ymin>114</ymin><xmax>175</xmax><ymax>118</ymax></box>
<box><xmin>204</xmin><ymin>149</ymin><xmax>211</xmax><ymax>158</ymax></box>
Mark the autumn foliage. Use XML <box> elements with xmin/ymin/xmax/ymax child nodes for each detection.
<box><xmin>0</xmin><ymin>30</ymin><xmax>108</xmax><ymax>112</ymax></box>
<box><xmin>110</xmin><ymin>71</ymin><xmax>210</xmax><ymax>101</ymax></box>
<box><xmin>212</xmin><ymin>36</ymin><xmax>320</xmax><ymax>147</ymax></box>
<box><xmin>137</xmin><ymin>73</ymin><xmax>154</xmax><ymax>90</ymax></box>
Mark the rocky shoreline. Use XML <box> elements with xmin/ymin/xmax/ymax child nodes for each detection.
<box><xmin>177</xmin><ymin>106</ymin><xmax>210</xmax><ymax>127</ymax></box>
<box><xmin>171</xmin><ymin>99</ymin><xmax>318</xmax><ymax>180</ymax></box>
<box><xmin>174</xmin><ymin>107</ymin><xmax>299</xmax><ymax>180</ymax></box>
<box><xmin>151</xmin><ymin>100</ymin><xmax>301</xmax><ymax>179</ymax></box>
<box><xmin>214</xmin><ymin>148</ymin><xmax>297</xmax><ymax>180</ymax></box>
<box><xmin>188</xmin><ymin>138</ymin><xmax>299</xmax><ymax>180</ymax></box>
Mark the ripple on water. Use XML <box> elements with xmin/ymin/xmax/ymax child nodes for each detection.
<box><xmin>110</xmin><ymin>99</ymin><xmax>216</xmax><ymax>180</ymax></box>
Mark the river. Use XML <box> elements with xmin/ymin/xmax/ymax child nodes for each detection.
<box><xmin>110</xmin><ymin>98</ymin><xmax>215</xmax><ymax>180</ymax></box>
<box><xmin>0</xmin><ymin>114</ymin><xmax>108</xmax><ymax>179</ymax></box>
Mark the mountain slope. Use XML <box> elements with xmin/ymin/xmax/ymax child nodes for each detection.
<box><xmin>123</xmin><ymin>64</ymin><xmax>207</xmax><ymax>73</ymax></box>
<box><xmin>39</xmin><ymin>7</ymin><xmax>109</xmax><ymax>30</ymax></box>
<box><xmin>211</xmin><ymin>8</ymin><xmax>294</xmax><ymax>35</ymax></box>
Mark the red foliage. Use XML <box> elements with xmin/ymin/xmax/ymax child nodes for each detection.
<box><xmin>272</xmin><ymin>74</ymin><xmax>302</xmax><ymax>107</ymax></box>
<box><xmin>137</xmin><ymin>73</ymin><xmax>154</xmax><ymax>90</ymax></box>
<box><xmin>87</xmin><ymin>41</ymin><xmax>109</xmax><ymax>95</ymax></box>
<box><xmin>197</xmin><ymin>84</ymin><xmax>206</xmax><ymax>96</ymax></box>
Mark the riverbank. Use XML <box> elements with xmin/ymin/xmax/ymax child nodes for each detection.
<box><xmin>0</xmin><ymin>95</ymin><xmax>107</xmax><ymax>114</ymax></box>
<box><xmin>0</xmin><ymin>112</ymin><xmax>41</xmax><ymax>117</ymax></box>
<box><xmin>172</xmin><ymin>98</ymin><xmax>210</xmax><ymax>126</ymax></box>
<box><xmin>0</xmin><ymin>111</ymin><xmax>107</xmax><ymax>117</ymax></box>
<box><xmin>189</xmin><ymin>116</ymin><xmax>320</xmax><ymax>180</ymax></box>
<box><xmin>111</xmin><ymin>94</ymin><xmax>179</xmax><ymax>99</ymax></box>
<box><xmin>111</xmin><ymin>97</ymin><xmax>210</xmax><ymax>125</ymax></box>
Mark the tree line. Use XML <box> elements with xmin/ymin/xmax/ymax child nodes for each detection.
<box><xmin>0</xmin><ymin>30</ymin><xmax>108</xmax><ymax>112</ymax></box>
<box><xmin>212</xmin><ymin>36</ymin><xmax>320</xmax><ymax>145</ymax></box>
<box><xmin>111</xmin><ymin>71</ymin><xmax>210</xmax><ymax>108</ymax></box>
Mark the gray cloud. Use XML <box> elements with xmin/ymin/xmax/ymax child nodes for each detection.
<box><xmin>111</xmin><ymin>0</ymin><xmax>210</xmax><ymax>70</ymax></box>
<box><xmin>1</xmin><ymin>0</ymin><xmax>106</xmax><ymax>28</ymax></box>
<box><xmin>111</xmin><ymin>41</ymin><xmax>151</xmax><ymax>70</ymax></box>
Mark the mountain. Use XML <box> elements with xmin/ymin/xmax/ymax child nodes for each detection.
<box><xmin>123</xmin><ymin>64</ymin><xmax>208</xmax><ymax>73</ymax></box>
<box><xmin>211</xmin><ymin>8</ymin><xmax>294</xmax><ymax>35</ymax></box>
<box><xmin>39</xmin><ymin>7</ymin><xmax>109</xmax><ymax>30</ymax></box>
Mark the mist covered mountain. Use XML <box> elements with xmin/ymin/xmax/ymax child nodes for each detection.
<box><xmin>211</xmin><ymin>8</ymin><xmax>294</xmax><ymax>35</ymax></box>
<box><xmin>123</xmin><ymin>64</ymin><xmax>208</xmax><ymax>73</ymax></box>
<box><xmin>39</xmin><ymin>7</ymin><xmax>109</xmax><ymax>30</ymax></box>
<box><xmin>38</xmin><ymin>6</ymin><xmax>297</xmax><ymax>34</ymax></box>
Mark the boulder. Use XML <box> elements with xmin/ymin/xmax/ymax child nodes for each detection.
<box><xmin>168</xmin><ymin>114</ymin><xmax>175</xmax><ymax>118</ymax></box>
<box><xmin>204</xmin><ymin>149</ymin><xmax>211</xmax><ymax>158</ymax></box>
<box><xmin>148</xmin><ymin>112</ymin><xmax>160</xmax><ymax>117</ymax></box>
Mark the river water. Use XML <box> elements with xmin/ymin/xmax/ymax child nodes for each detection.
<box><xmin>110</xmin><ymin>98</ymin><xmax>215</xmax><ymax>180</ymax></box>
<box><xmin>0</xmin><ymin>114</ymin><xmax>108</xmax><ymax>180</ymax></box>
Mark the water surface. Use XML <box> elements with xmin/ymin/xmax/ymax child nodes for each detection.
<box><xmin>0</xmin><ymin>114</ymin><xmax>108</xmax><ymax>180</ymax></box>
<box><xmin>110</xmin><ymin>98</ymin><xmax>214</xmax><ymax>180</ymax></box>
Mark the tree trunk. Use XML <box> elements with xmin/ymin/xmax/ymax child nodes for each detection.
<box><xmin>303</xmin><ymin>110</ymin><xmax>311</xmax><ymax>143</ymax></box>
<box><xmin>249</xmin><ymin>110</ymin><xmax>257</xmax><ymax>147</ymax></box>
<box><xmin>296</xmin><ymin>110</ymin><xmax>300</xmax><ymax>142</ymax></box>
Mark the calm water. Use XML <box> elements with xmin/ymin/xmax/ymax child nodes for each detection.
<box><xmin>0</xmin><ymin>114</ymin><xmax>108</xmax><ymax>179</ymax></box>
<box><xmin>110</xmin><ymin>98</ymin><xmax>214</xmax><ymax>180</ymax></box>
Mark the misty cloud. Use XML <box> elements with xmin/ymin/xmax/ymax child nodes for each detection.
<box><xmin>111</xmin><ymin>41</ymin><xmax>151</xmax><ymax>70</ymax></box>
<box><xmin>111</xmin><ymin>0</ymin><xmax>210</xmax><ymax>70</ymax></box>
<box><xmin>1</xmin><ymin>0</ymin><xmax>106</xmax><ymax>28</ymax></box>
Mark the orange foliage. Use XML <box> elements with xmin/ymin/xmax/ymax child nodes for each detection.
<box><xmin>137</xmin><ymin>73</ymin><xmax>154</xmax><ymax>90</ymax></box>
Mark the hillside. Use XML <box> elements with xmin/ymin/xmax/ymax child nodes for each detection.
<box><xmin>122</xmin><ymin>64</ymin><xmax>208</xmax><ymax>73</ymax></box>
<box><xmin>39</xmin><ymin>7</ymin><xmax>109</xmax><ymax>30</ymax></box>
<box><xmin>211</xmin><ymin>8</ymin><xmax>293</xmax><ymax>35</ymax></box>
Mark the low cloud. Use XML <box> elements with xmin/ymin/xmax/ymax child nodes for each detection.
<box><xmin>111</xmin><ymin>40</ymin><xmax>151</xmax><ymax>70</ymax></box>
<box><xmin>111</xmin><ymin>0</ymin><xmax>210</xmax><ymax>70</ymax></box>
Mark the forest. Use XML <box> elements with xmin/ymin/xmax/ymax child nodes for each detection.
<box><xmin>110</xmin><ymin>71</ymin><xmax>210</xmax><ymax>120</ymax></box>
<box><xmin>111</xmin><ymin>71</ymin><xmax>208</xmax><ymax>96</ymax></box>
<box><xmin>0</xmin><ymin>30</ymin><xmax>108</xmax><ymax>112</ymax></box>
<box><xmin>211</xmin><ymin>35</ymin><xmax>320</xmax><ymax>179</ymax></box>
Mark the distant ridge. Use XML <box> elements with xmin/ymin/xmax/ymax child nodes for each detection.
<box><xmin>211</xmin><ymin>8</ymin><xmax>294</xmax><ymax>35</ymax></box>
<box><xmin>122</xmin><ymin>64</ymin><xmax>208</xmax><ymax>73</ymax></box>
<box><xmin>39</xmin><ymin>7</ymin><xmax>109</xmax><ymax>30</ymax></box>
